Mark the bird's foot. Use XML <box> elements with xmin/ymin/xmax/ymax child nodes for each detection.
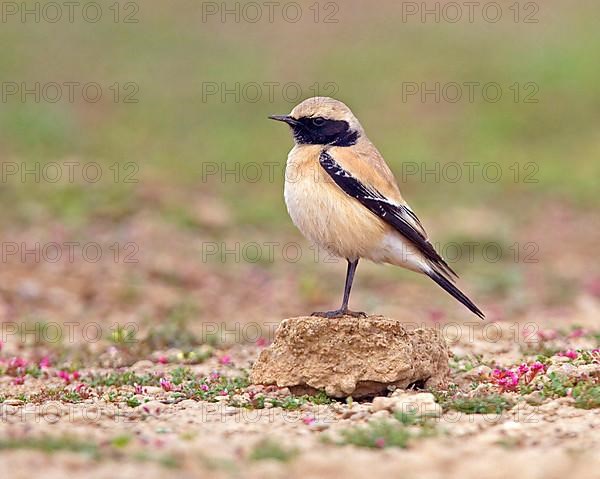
<box><xmin>311</xmin><ymin>309</ymin><xmax>367</xmax><ymax>319</ymax></box>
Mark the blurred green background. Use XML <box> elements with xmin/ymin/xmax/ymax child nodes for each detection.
<box><xmin>0</xmin><ymin>0</ymin><xmax>598</xmax><ymax>319</ymax></box>
<box><xmin>1</xmin><ymin>0</ymin><xmax>598</xmax><ymax>224</ymax></box>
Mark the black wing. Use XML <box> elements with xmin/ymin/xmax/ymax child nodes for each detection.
<box><xmin>319</xmin><ymin>150</ymin><xmax>485</xmax><ymax>319</ymax></box>
<box><xmin>319</xmin><ymin>150</ymin><xmax>457</xmax><ymax>279</ymax></box>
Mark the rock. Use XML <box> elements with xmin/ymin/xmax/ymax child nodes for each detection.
<box><xmin>371</xmin><ymin>397</ymin><xmax>395</xmax><ymax>412</ymax></box>
<box><xmin>524</xmin><ymin>391</ymin><xmax>545</xmax><ymax>405</ymax></box>
<box><xmin>391</xmin><ymin>392</ymin><xmax>443</xmax><ymax>418</ymax></box>
<box><xmin>250</xmin><ymin>316</ymin><xmax>450</xmax><ymax>399</ymax></box>
<box><xmin>546</xmin><ymin>363</ymin><xmax>578</xmax><ymax>378</ymax></box>
<box><xmin>131</xmin><ymin>360</ymin><xmax>155</xmax><ymax>371</ymax></box>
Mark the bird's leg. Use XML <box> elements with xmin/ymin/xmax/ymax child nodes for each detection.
<box><xmin>312</xmin><ymin>259</ymin><xmax>367</xmax><ymax>319</ymax></box>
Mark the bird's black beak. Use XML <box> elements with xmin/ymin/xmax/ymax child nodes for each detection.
<box><xmin>268</xmin><ymin>115</ymin><xmax>299</xmax><ymax>126</ymax></box>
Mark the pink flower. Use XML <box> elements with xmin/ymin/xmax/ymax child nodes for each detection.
<box><xmin>517</xmin><ymin>364</ymin><xmax>530</xmax><ymax>376</ymax></box>
<box><xmin>8</xmin><ymin>357</ymin><xmax>27</xmax><ymax>369</ymax></box>
<box><xmin>39</xmin><ymin>356</ymin><xmax>51</xmax><ymax>368</ymax></box>
<box><xmin>12</xmin><ymin>376</ymin><xmax>25</xmax><ymax>385</ymax></box>
<box><xmin>200</xmin><ymin>384</ymin><xmax>209</xmax><ymax>392</ymax></box>
<box><xmin>157</xmin><ymin>355</ymin><xmax>168</xmax><ymax>364</ymax></box>
<box><xmin>584</xmin><ymin>277</ymin><xmax>600</xmax><ymax>298</ymax></box>
<box><xmin>256</xmin><ymin>338</ymin><xmax>268</xmax><ymax>348</ymax></box>
<box><xmin>159</xmin><ymin>377</ymin><xmax>174</xmax><ymax>392</ymax></box>
<box><xmin>219</xmin><ymin>390</ymin><xmax>228</xmax><ymax>396</ymax></box>
<box><xmin>530</xmin><ymin>361</ymin><xmax>545</xmax><ymax>372</ymax></box>
<box><xmin>209</xmin><ymin>371</ymin><xmax>220</xmax><ymax>381</ymax></box>
<box><xmin>134</xmin><ymin>384</ymin><xmax>143</xmax><ymax>395</ymax></box>
<box><xmin>537</xmin><ymin>329</ymin><xmax>558</xmax><ymax>341</ymax></box>
<box><xmin>491</xmin><ymin>368</ymin><xmax>519</xmax><ymax>392</ymax></box>
<box><xmin>302</xmin><ymin>416</ymin><xmax>315</xmax><ymax>425</ymax></box>
<box><xmin>559</xmin><ymin>350</ymin><xmax>578</xmax><ymax>360</ymax></box>
<box><xmin>374</xmin><ymin>438</ymin><xmax>386</xmax><ymax>448</ymax></box>
<box><xmin>219</xmin><ymin>355</ymin><xmax>232</xmax><ymax>366</ymax></box>
<box><xmin>57</xmin><ymin>371</ymin><xmax>80</xmax><ymax>384</ymax></box>
<box><xmin>568</xmin><ymin>328</ymin><xmax>586</xmax><ymax>339</ymax></box>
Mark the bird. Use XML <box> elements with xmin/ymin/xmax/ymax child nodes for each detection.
<box><xmin>268</xmin><ymin>97</ymin><xmax>484</xmax><ymax>319</ymax></box>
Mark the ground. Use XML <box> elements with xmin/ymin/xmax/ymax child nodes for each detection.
<box><xmin>0</xmin><ymin>202</ymin><xmax>599</xmax><ymax>479</ymax></box>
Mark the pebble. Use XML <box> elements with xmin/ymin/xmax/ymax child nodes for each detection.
<box><xmin>341</xmin><ymin>409</ymin><xmax>358</xmax><ymax>419</ymax></box>
<box><xmin>392</xmin><ymin>392</ymin><xmax>443</xmax><ymax>418</ymax></box>
<box><xmin>309</xmin><ymin>422</ymin><xmax>331</xmax><ymax>431</ymax></box>
<box><xmin>143</xmin><ymin>386</ymin><xmax>164</xmax><ymax>395</ymax></box>
<box><xmin>371</xmin><ymin>410</ymin><xmax>391</xmax><ymax>420</ymax></box>
<box><xmin>371</xmin><ymin>397</ymin><xmax>395</xmax><ymax>412</ymax></box>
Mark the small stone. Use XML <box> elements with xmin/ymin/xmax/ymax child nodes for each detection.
<box><xmin>309</xmin><ymin>422</ymin><xmax>330</xmax><ymax>431</ymax></box>
<box><xmin>371</xmin><ymin>410</ymin><xmax>391</xmax><ymax>420</ymax></box>
<box><xmin>392</xmin><ymin>392</ymin><xmax>443</xmax><ymax>418</ymax></box>
<box><xmin>143</xmin><ymin>386</ymin><xmax>164</xmax><ymax>395</ymax></box>
<box><xmin>3</xmin><ymin>399</ymin><xmax>25</xmax><ymax>406</ymax></box>
<box><xmin>371</xmin><ymin>397</ymin><xmax>395</xmax><ymax>412</ymax></box>
<box><xmin>341</xmin><ymin>409</ymin><xmax>358</xmax><ymax>419</ymax></box>
<box><xmin>351</xmin><ymin>411</ymin><xmax>369</xmax><ymax>421</ymax></box>
<box><xmin>546</xmin><ymin>363</ymin><xmax>577</xmax><ymax>378</ymax></box>
<box><xmin>131</xmin><ymin>360</ymin><xmax>155</xmax><ymax>371</ymax></box>
<box><xmin>524</xmin><ymin>391</ymin><xmax>545</xmax><ymax>405</ymax></box>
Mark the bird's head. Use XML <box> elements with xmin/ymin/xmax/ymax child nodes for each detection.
<box><xmin>269</xmin><ymin>97</ymin><xmax>362</xmax><ymax>147</ymax></box>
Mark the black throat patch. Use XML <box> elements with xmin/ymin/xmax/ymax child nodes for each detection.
<box><xmin>291</xmin><ymin>117</ymin><xmax>359</xmax><ymax>146</ymax></box>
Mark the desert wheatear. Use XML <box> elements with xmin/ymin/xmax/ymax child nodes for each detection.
<box><xmin>269</xmin><ymin>97</ymin><xmax>484</xmax><ymax>319</ymax></box>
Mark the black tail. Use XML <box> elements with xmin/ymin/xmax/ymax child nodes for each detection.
<box><xmin>427</xmin><ymin>270</ymin><xmax>485</xmax><ymax>319</ymax></box>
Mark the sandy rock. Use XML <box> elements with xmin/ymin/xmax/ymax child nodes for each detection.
<box><xmin>372</xmin><ymin>397</ymin><xmax>396</xmax><ymax>412</ymax></box>
<box><xmin>131</xmin><ymin>360</ymin><xmax>155</xmax><ymax>371</ymax></box>
<box><xmin>250</xmin><ymin>316</ymin><xmax>450</xmax><ymax>398</ymax></box>
<box><xmin>391</xmin><ymin>392</ymin><xmax>443</xmax><ymax>418</ymax></box>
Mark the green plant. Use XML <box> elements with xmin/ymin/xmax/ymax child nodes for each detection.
<box><xmin>338</xmin><ymin>420</ymin><xmax>412</xmax><ymax>449</ymax></box>
<box><xmin>573</xmin><ymin>385</ymin><xmax>600</xmax><ymax>409</ymax></box>
<box><xmin>442</xmin><ymin>394</ymin><xmax>514</xmax><ymax>414</ymax></box>
<box><xmin>248</xmin><ymin>439</ymin><xmax>297</xmax><ymax>462</ymax></box>
<box><xmin>125</xmin><ymin>395</ymin><xmax>141</xmax><ymax>408</ymax></box>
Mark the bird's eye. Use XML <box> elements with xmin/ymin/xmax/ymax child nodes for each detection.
<box><xmin>311</xmin><ymin>117</ymin><xmax>326</xmax><ymax>127</ymax></box>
